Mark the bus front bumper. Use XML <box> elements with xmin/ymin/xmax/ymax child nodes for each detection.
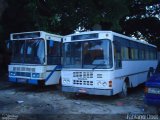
<box><xmin>9</xmin><ymin>77</ymin><xmax>45</xmax><ymax>85</ymax></box>
<box><xmin>62</xmin><ymin>86</ymin><xmax>113</xmax><ymax>96</ymax></box>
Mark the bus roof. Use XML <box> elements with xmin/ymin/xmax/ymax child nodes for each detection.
<box><xmin>63</xmin><ymin>31</ymin><xmax>156</xmax><ymax>48</ymax></box>
<box><xmin>10</xmin><ymin>31</ymin><xmax>62</xmax><ymax>41</ymax></box>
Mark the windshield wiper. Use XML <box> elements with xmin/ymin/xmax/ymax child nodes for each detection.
<box><xmin>92</xmin><ymin>60</ymin><xmax>106</xmax><ymax>69</ymax></box>
<box><xmin>92</xmin><ymin>64</ymin><xmax>105</xmax><ymax>70</ymax></box>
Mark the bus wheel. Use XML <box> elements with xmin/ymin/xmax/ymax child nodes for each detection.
<box><xmin>118</xmin><ymin>82</ymin><xmax>127</xmax><ymax>98</ymax></box>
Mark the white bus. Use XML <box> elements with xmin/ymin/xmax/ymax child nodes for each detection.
<box><xmin>61</xmin><ymin>31</ymin><xmax>158</xmax><ymax>97</ymax></box>
<box><xmin>8</xmin><ymin>31</ymin><xmax>62</xmax><ymax>86</ymax></box>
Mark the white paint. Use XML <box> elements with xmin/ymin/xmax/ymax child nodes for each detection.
<box><xmin>62</xmin><ymin>31</ymin><xmax>158</xmax><ymax>95</ymax></box>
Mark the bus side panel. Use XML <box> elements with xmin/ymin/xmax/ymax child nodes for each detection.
<box><xmin>45</xmin><ymin>65</ymin><xmax>61</xmax><ymax>85</ymax></box>
<box><xmin>129</xmin><ymin>72</ymin><xmax>147</xmax><ymax>87</ymax></box>
<box><xmin>114</xmin><ymin>60</ymin><xmax>158</xmax><ymax>88</ymax></box>
<box><xmin>112</xmin><ymin>78</ymin><xmax>124</xmax><ymax>95</ymax></box>
<box><xmin>45</xmin><ymin>71</ymin><xmax>61</xmax><ymax>85</ymax></box>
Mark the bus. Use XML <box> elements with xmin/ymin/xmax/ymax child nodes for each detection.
<box><xmin>8</xmin><ymin>31</ymin><xmax>62</xmax><ymax>86</ymax></box>
<box><xmin>61</xmin><ymin>31</ymin><xmax>158</xmax><ymax>97</ymax></box>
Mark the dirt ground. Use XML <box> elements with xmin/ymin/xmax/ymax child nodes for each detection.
<box><xmin>0</xmin><ymin>76</ymin><xmax>159</xmax><ymax>120</ymax></box>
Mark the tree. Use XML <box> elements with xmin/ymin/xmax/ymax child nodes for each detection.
<box><xmin>120</xmin><ymin>0</ymin><xmax>160</xmax><ymax>50</ymax></box>
<box><xmin>1</xmin><ymin>0</ymin><xmax>130</xmax><ymax>39</ymax></box>
<box><xmin>43</xmin><ymin>0</ymin><xmax>130</xmax><ymax>33</ymax></box>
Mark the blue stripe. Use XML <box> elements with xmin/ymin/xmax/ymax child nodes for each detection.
<box><xmin>46</xmin><ymin>65</ymin><xmax>61</xmax><ymax>81</ymax></box>
<box><xmin>28</xmin><ymin>79</ymin><xmax>38</xmax><ymax>85</ymax></box>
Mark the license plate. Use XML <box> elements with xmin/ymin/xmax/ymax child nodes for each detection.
<box><xmin>78</xmin><ymin>89</ymin><xmax>87</xmax><ymax>93</ymax></box>
<box><xmin>17</xmin><ymin>78</ymin><xmax>27</xmax><ymax>83</ymax></box>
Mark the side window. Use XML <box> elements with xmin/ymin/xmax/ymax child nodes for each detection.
<box><xmin>130</xmin><ymin>48</ymin><xmax>138</xmax><ymax>60</ymax></box>
<box><xmin>114</xmin><ymin>42</ymin><xmax>122</xmax><ymax>69</ymax></box>
<box><xmin>139</xmin><ymin>49</ymin><xmax>145</xmax><ymax>60</ymax></box>
<box><xmin>47</xmin><ymin>40</ymin><xmax>61</xmax><ymax>65</ymax></box>
<box><xmin>145</xmin><ymin>50</ymin><xmax>149</xmax><ymax>60</ymax></box>
<box><xmin>121</xmin><ymin>47</ymin><xmax>129</xmax><ymax>60</ymax></box>
<box><xmin>130</xmin><ymin>48</ymin><xmax>134</xmax><ymax>59</ymax></box>
<box><xmin>153</xmin><ymin>48</ymin><xmax>157</xmax><ymax>60</ymax></box>
<box><xmin>134</xmin><ymin>49</ymin><xmax>138</xmax><ymax>59</ymax></box>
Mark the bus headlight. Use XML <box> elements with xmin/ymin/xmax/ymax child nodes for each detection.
<box><xmin>66</xmin><ymin>80</ymin><xmax>70</xmax><ymax>83</ymax></box>
<box><xmin>32</xmin><ymin>73</ymin><xmax>40</xmax><ymax>78</ymax></box>
<box><xmin>97</xmin><ymin>81</ymin><xmax>107</xmax><ymax>87</ymax></box>
<box><xmin>102</xmin><ymin>82</ymin><xmax>107</xmax><ymax>87</ymax></box>
<box><xmin>10</xmin><ymin>72</ymin><xmax>16</xmax><ymax>76</ymax></box>
<box><xmin>63</xmin><ymin>78</ymin><xmax>70</xmax><ymax>84</ymax></box>
<box><xmin>97</xmin><ymin>81</ymin><xmax>102</xmax><ymax>86</ymax></box>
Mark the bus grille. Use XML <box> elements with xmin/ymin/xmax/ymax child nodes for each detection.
<box><xmin>73</xmin><ymin>80</ymin><xmax>93</xmax><ymax>86</ymax></box>
<box><xmin>13</xmin><ymin>67</ymin><xmax>35</xmax><ymax>72</ymax></box>
<box><xmin>15</xmin><ymin>72</ymin><xmax>31</xmax><ymax>77</ymax></box>
<box><xmin>73</xmin><ymin>72</ymin><xmax>93</xmax><ymax>78</ymax></box>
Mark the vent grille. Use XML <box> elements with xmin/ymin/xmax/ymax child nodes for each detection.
<box><xmin>13</xmin><ymin>67</ymin><xmax>35</xmax><ymax>72</ymax></box>
<box><xmin>16</xmin><ymin>72</ymin><xmax>31</xmax><ymax>77</ymax></box>
<box><xmin>73</xmin><ymin>80</ymin><xmax>93</xmax><ymax>86</ymax></box>
<box><xmin>73</xmin><ymin>72</ymin><xmax>93</xmax><ymax>78</ymax></box>
<box><xmin>97</xmin><ymin>74</ymin><xmax>102</xmax><ymax>78</ymax></box>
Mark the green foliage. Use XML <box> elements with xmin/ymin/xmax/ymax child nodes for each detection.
<box><xmin>49</xmin><ymin>0</ymin><xmax>130</xmax><ymax>32</ymax></box>
<box><xmin>1</xmin><ymin>0</ymin><xmax>159</xmax><ymax>51</ymax></box>
<box><xmin>1</xmin><ymin>0</ymin><xmax>130</xmax><ymax>38</ymax></box>
<box><xmin>120</xmin><ymin>0</ymin><xmax>160</xmax><ymax>50</ymax></box>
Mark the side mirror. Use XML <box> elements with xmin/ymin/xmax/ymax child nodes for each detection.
<box><xmin>6</xmin><ymin>40</ymin><xmax>12</xmax><ymax>54</ymax></box>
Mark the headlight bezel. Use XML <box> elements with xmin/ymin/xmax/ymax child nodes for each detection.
<box><xmin>97</xmin><ymin>81</ymin><xmax>107</xmax><ymax>87</ymax></box>
<box><xmin>32</xmin><ymin>73</ymin><xmax>40</xmax><ymax>78</ymax></box>
<box><xmin>63</xmin><ymin>78</ymin><xmax>70</xmax><ymax>84</ymax></box>
<box><xmin>10</xmin><ymin>72</ymin><xmax>16</xmax><ymax>76</ymax></box>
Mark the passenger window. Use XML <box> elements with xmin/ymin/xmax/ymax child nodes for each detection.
<box><xmin>114</xmin><ymin>42</ymin><xmax>122</xmax><ymax>69</ymax></box>
<box><xmin>121</xmin><ymin>47</ymin><xmax>129</xmax><ymax>60</ymax></box>
<box><xmin>47</xmin><ymin>40</ymin><xmax>61</xmax><ymax>65</ymax></box>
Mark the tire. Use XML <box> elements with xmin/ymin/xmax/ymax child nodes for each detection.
<box><xmin>118</xmin><ymin>82</ymin><xmax>127</xmax><ymax>98</ymax></box>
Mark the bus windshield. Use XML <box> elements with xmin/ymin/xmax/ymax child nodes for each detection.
<box><xmin>63</xmin><ymin>39</ymin><xmax>113</xmax><ymax>69</ymax></box>
<box><xmin>11</xmin><ymin>39</ymin><xmax>45</xmax><ymax>64</ymax></box>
